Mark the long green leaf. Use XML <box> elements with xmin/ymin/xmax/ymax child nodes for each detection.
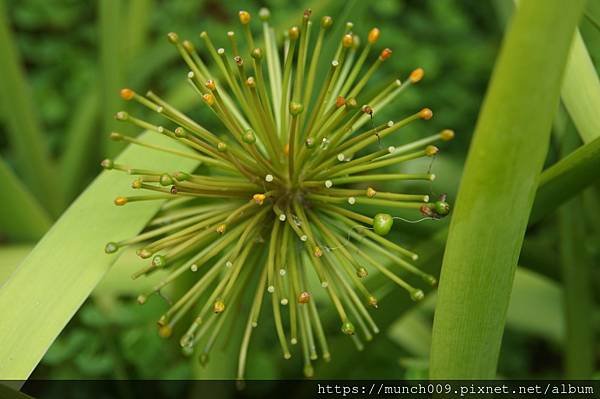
<box><xmin>530</xmin><ymin>134</ymin><xmax>600</xmax><ymax>224</ymax></box>
<box><xmin>99</xmin><ymin>0</ymin><xmax>124</xmax><ymax>157</ymax></box>
<box><xmin>562</xmin><ymin>30</ymin><xmax>600</xmax><ymax>144</ymax></box>
<box><xmin>0</xmin><ymin>132</ymin><xmax>199</xmax><ymax>380</ymax></box>
<box><xmin>429</xmin><ymin>0</ymin><xmax>585</xmax><ymax>379</ymax></box>
<box><xmin>0</xmin><ymin>158</ymin><xmax>52</xmax><ymax>242</ymax></box>
<box><xmin>0</xmin><ymin>0</ymin><xmax>60</xmax><ymax>215</ymax></box>
<box><xmin>59</xmin><ymin>89</ymin><xmax>99</xmax><ymax>202</ymax></box>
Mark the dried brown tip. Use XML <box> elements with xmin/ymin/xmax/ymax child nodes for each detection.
<box><xmin>205</xmin><ymin>80</ymin><xmax>216</xmax><ymax>91</ymax></box>
<box><xmin>253</xmin><ymin>193</ymin><xmax>266</xmax><ymax>205</ymax></box>
<box><xmin>335</xmin><ymin>96</ymin><xmax>346</xmax><ymax>108</ymax></box>
<box><xmin>298</xmin><ymin>291</ymin><xmax>311</xmax><ymax>304</ymax></box>
<box><xmin>379</xmin><ymin>48</ymin><xmax>392</xmax><ymax>61</ymax></box>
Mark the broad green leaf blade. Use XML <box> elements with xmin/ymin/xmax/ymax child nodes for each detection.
<box><xmin>0</xmin><ymin>1</ymin><xmax>60</xmax><ymax>215</ymax></box>
<box><xmin>0</xmin><ymin>132</ymin><xmax>199</xmax><ymax>380</ymax></box>
<box><xmin>562</xmin><ymin>30</ymin><xmax>600</xmax><ymax>144</ymax></box>
<box><xmin>0</xmin><ymin>158</ymin><xmax>52</xmax><ymax>242</ymax></box>
<box><xmin>429</xmin><ymin>0</ymin><xmax>585</xmax><ymax>379</ymax></box>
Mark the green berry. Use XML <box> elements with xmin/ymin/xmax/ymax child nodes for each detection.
<box><xmin>341</xmin><ymin>321</ymin><xmax>355</xmax><ymax>335</ymax></box>
<box><xmin>434</xmin><ymin>200</ymin><xmax>450</xmax><ymax>216</ymax></box>
<box><xmin>242</xmin><ymin>130</ymin><xmax>256</xmax><ymax>144</ymax></box>
<box><xmin>373</xmin><ymin>213</ymin><xmax>393</xmax><ymax>236</ymax></box>
<box><xmin>104</xmin><ymin>242</ymin><xmax>119</xmax><ymax>254</ymax></box>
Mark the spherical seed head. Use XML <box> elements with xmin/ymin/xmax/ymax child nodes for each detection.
<box><xmin>251</xmin><ymin>47</ymin><xmax>263</xmax><ymax>60</ymax></box>
<box><xmin>100</xmin><ymin>158</ymin><xmax>114</xmax><ymax>169</ymax></box>
<box><xmin>239</xmin><ymin>10</ymin><xmax>251</xmax><ymax>24</ymax></box>
<box><xmin>368</xmin><ymin>28</ymin><xmax>380</xmax><ymax>44</ymax></box>
<box><xmin>158</xmin><ymin>325</ymin><xmax>172</xmax><ymax>338</ymax></box>
<box><xmin>425</xmin><ymin>145</ymin><xmax>439</xmax><ymax>156</ymax></box>
<box><xmin>104</xmin><ymin>242</ymin><xmax>119</xmax><ymax>254</ymax></box>
<box><xmin>289</xmin><ymin>102</ymin><xmax>303</xmax><ymax>115</ymax></box>
<box><xmin>298</xmin><ymin>291</ymin><xmax>311</xmax><ymax>304</ymax></box>
<box><xmin>441</xmin><ymin>129</ymin><xmax>455</xmax><ymax>141</ymax></box>
<box><xmin>368</xmin><ymin>296</ymin><xmax>378</xmax><ymax>308</ymax></box>
<box><xmin>109</xmin><ymin>132</ymin><xmax>123</xmax><ymax>141</ymax></box>
<box><xmin>253</xmin><ymin>193</ymin><xmax>266</xmax><ymax>205</ymax></box>
<box><xmin>289</xmin><ymin>26</ymin><xmax>300</xmax><ymax>40</ymax></box>
<box><xmin>366</xmin><ymin>187</ymin><xmax>377</xmax><ymax>198</ymax></box>
<box><xmin>410</xmin><ymin>67</ymin><xmax>425</xmax><ymax>83</ymax></box>
<box><xmin>363</xmin><ymin>105</ymin><xmax>373</xmax><ymax>115</ymax></box>
<box><xmin>341</xmin><ymin>321</ymin><xmax>355</xmax><ymax>335</ymax></box>
<box><xmin>434</xmin><ymin>200</ymin><xmax>450</xmax><ymax>216</ymax></box>
<box><xmin>213</xmin><ymin>300</ymin><xmax>226</xmax><ymax>313</ymax></box>
<box><xmin>160</xmin><ymin>174</ymin><xmax>174</xmax><ymax>186</ymax></box>
<box><xmin>120</xmin><ymin>88</ymin><xmax>134</xmax><ymax>101</ymax></box>
<box><xmin>202</xmin><ymin>93</ymin><xmax>215</xmax><ymax>106</ymax></box>
<box><xmin>265</xmin><ymin>174</ymin><xmax>274</xmax><ymax>182</ymax></box>
<box><xmin>342</xmin><ymin>33</ymin><xmax>353</xmax><ymax>48</ymax></box>
<box><xmin>259</xmin><ymin>8</ymin><xmax>270</xmax><ymax>21</ymax></box>
<box><xmin>305</xmin><ymin>137</ymin><xmax>315</xmax><ymax>148</ymax></box>
<box><xmin>137</xmin><ymin>294</ymin><xmax>147</xmax><ymax>305</ymax></box>
<box><xmin>243</xmin><ymin>129</ymin><xmax>256</xmax><ymax>144</ymax></box>
<box><xmin>321</xmin><ymin>16</ymin><xmax>333</xmax><ymax>29</ymax></box>
<box><xmin>410</xmin><ymin>289</ymin><xmax>425</xmax><ymax>301</ymax></box>
<box><xmin>167</xmin><ymin>32</ymin><xmax>179</xmax><ymax>44</ymax></box>
<box><xmin>356</xmin><ymin>266</ymin><xmax>368</xmax><ymax>278</ymax></box>
<box><xmin>216</xmin><ymin>223</ymin><xmax>227</xmax><ymax>234</ymax></box>
<box><xmin>335</xmin><ymin>96</ymin><xmax>346</xmax><ymax>108</ymax></box>
<box><xmin>379</xmin><ymin>48</ymin><xmax>392</xmax><ymax>61</ymax></box>
<box><xmin>114</xmin><ymin>196</ymin><xmax>127</xmax><ymax>206</ymax></box>
<box><xmin>205</xmin><ymin>79</ymin><xmax>216</xmax><ymax>91</ymax></box>
<box><xmin>173</xmin><ymin>127</ymin><xmax>185</xmax><ymax>138</ymax></box>
<box><xmin>217</xmin><ymin>142</ymin><xmax>227</xmax><ymax>152</ymax></box>
<box><xmin>420</xmin><ymin>108</ymin><xmax>433</xmax><ymax>120</ymax></box>
<box><xmin>152</xmin><ymin>254</ymin><xmax>167</xmax><ymax>268</ymax></box>
<box><xmin>373</xmin><ymin>213</ymin><xmax>393</xmax><ymax>236</ymax></box>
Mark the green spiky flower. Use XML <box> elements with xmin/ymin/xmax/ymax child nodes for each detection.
<box><xmin>103</xmin><ymin>8</ymin><xmax>453</xmax><ymax>379</ymax></box>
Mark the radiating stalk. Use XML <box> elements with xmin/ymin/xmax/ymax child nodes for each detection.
<box><xmin>429</xmin><ymin>0</ymin><xmax>585</xmax><ymax>379</ymax></box>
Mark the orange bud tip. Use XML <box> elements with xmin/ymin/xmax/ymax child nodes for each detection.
<box><xmin>368</xmin><ymin>28</ymin><xmax>380</xmax><ymax>44</ymax></box>
<box><xmin>314</xmin><ymin>246</ymin><xmax>323</xmax><ymax>257</ymax></box>
<box><xmin>410</xmin><ymin>67</ymin><xmax>424</xmax><ymax>83</ymax></box>
<box><xmin>120</xmin><ymin>88</ymin><xmax>134</xmax><ymax>100</ymax></box>
<box><xmin>342</xmin><ymin>34</ymin><xmax>354</xmax><ymax>48</ymax></box>
<box><xmin>379</xmin><ymin>48</ymin><xmax>392</xmax><ymax>61</ymax></box>
<box><xmin>114</xmin><ymin>196</ymin><xmax>127</xmax><ymax>206</ymax></box>
<box><xmin>284</xmin><ymin>143</ymin><xmax>290</xmax><ymax>156</ymax></box>
<box><xmin>202</xmin><ymin>93</ymin><xmax>215</xmax><ymax>106</ymax></box>
<box><xmin>252</xmin><ymin>193</ymin><xmax>266</xmax><ymax>205</ymax></box>
<box><xmin>368</xmin><ymin>296</ymin><xmax>378</xmax><ymax>308</ymax></box>
<box><xmin>440</xmin><ymin>129</ymin><xmax>455</xmax><ymax>141</ymax></box>
<box><xmin>216</xmin><ymin>223</ymin><xmax>227</xmax><ymax>234</ymax></box>
<box><xmin>205</xmin><ymin>80</ymin><xmax>216</xmax><ymax>91</ymax></box>
<box><xmin>419</xmin><ymin>108</ymin><xmax>433</xmax><ymax>120</ymax></box>
<box><xmin>335</xmin><ymin>96</ymin><xmax>346</xmax><ymax>108</ymax></box>
<box><xmin>213</xmin><ymin>300</ymin><xmax>226</xmax><ymax>313</ymax></box>
<box><xmin>289</xmin><ymin>26</ymin><xmax>300</xmax><ymax>40</ymax></box>
<box><xmin>239</xmin><ymin>10</ymin><xmax>251</xmax><ymax>24</ymax></box>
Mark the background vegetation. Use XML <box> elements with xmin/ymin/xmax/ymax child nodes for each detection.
<box><xmin>0</xmin><ymin>0</ymin><xmax>598</xmax><ymax>391</ymax></box>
